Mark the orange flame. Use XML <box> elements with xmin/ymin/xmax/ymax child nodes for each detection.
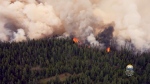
<box><xmin>106</xmin><ymin>47</ymin><xmax>110</xmax><ymax>53</ymax></box>
<box><xmin>73</xmin><ymin>37</ymin><xmax>79</xmax><ymax>43</ymax></box>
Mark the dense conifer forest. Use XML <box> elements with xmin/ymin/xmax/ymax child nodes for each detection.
<box><xmin>0</xmin><ymin>38</ymin><xmax>150</xmax><ymax>84</ymax></box>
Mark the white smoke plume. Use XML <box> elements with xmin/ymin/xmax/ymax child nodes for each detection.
<box><xmin>11</xmin><ymin>29</ymin><xmax>26</xmax><ymax>42</ymax></box>
<box><xmin>0</xmin><ymin>0</ymin><xmax>150</xmax><ymax>51</ymax></box>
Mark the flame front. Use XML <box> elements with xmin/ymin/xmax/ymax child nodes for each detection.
<box><xmin>106</xmin><ymin>47</ymin><xmax>110</xmax><ymax>52</ymax></box>
<box><xmin>73</xmin><ymin>37</ymin><xmax>79</xmax><ymax>43</ymax></box>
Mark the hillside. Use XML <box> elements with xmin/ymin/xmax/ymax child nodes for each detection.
<box><xmin>0</xmin><ymin>38</ymin><xmax>150</xmax><ymax>84</ymax></box>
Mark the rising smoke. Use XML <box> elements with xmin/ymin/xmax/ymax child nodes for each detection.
<box><xmin>0</xmin><ymin>0</ymin><xmax>150</xmax><ymax>51</ymax></box>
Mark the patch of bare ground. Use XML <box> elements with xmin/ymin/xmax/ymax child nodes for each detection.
<box><xmin>39</xmin><ymin>73</ymin><xmax>72</xmax><ymax>84</ymax></box>
<box><xmin>31</xmin><ymin>66</ymin><xmax>42</xmax><ymax>71</ymax></box>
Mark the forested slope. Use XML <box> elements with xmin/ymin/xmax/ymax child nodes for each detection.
<box><xmin>0</xmin><ymin>38</ymin><xmax>150</xmax><ymax>84</ymax></box>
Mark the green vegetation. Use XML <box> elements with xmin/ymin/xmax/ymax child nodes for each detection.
<box><xmin>0</xmin><ymin>38</ymin><xmax>150</xmax><ymax>84</ymax></box>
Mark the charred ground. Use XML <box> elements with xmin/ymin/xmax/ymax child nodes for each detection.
<box><xmin>0</xmin><ymin>38</ymin><xmax>150</xmax><ymax>84</ymax></box>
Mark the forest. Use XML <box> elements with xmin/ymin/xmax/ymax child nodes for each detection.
<box><xmin>0</xmin><ymin>38</ymin><xmax>150</xmax><ymax>84</ymax></box>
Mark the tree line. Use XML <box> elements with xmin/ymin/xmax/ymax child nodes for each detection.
<box><xmin>0</xmin><ymin>38</ymin><xmax>150</xmax><ymax>84</ymax></box>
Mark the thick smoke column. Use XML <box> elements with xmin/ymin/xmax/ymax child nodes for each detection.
<box><xmin>0</xmin><ymin>0</ymin><xmax>150</xmax><ymax>51</ymax></box>
<box><xmin>97</xmin><ymin>0</ymin><xmax>150</xmax><ymax>51</ymax></box>
<box><xmin>97</xmin><ymin>26</ymin><xmax>114</xmax><ymax>47</ymax></box>
<box><xmin>0</xmin><ymin>0</ymin><xmax>62</xmax><ymax>41</ymax></box>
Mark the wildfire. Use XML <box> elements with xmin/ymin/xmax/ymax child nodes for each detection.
<box><xmin>73</xmin><ymin>37</ymin><xmax>79</xmax><ymax>43</ymax></box>
<box><xmin>106</xmin><ymin>47</ymin><xmax>110</xmax><ymax>53</ymax></box>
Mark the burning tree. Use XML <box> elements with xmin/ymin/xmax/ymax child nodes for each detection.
<box><xmin>73</xmin><ymin>37</ymin><xmax>79</xmax><ymax>43</ymax></box>
<box><xmin>106</xmin><ymin>47</ymin><xmax>110</xmax><ymax>53</ymax></box>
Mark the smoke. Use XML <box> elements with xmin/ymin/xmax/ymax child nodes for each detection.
<box><xmin>0</xmin><ymin>0</ymin><xmax>150</xmax><ymax>51</ymax></box>
<box><xmin>100</xmin><ymin>0</ymin><xmax>150</xmax><ymax>51</ymax></box>
<box><xmin>11</xmin><ymin>29</ymin><xmax>26</xmax><ymax>42</ymax></box>
<box><xmin>97</xmin><ymin>26</ymin><xmax>114</xmax><ymax>47</ymax></box>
